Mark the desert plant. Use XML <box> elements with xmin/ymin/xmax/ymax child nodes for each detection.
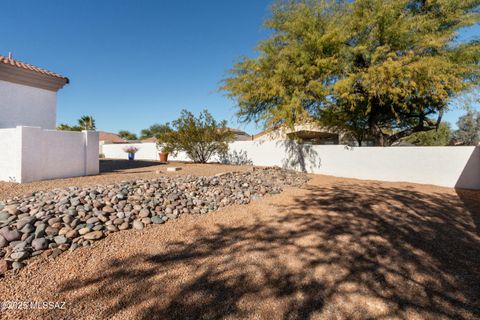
<box><xmin>123</xmin><ymin>146</ymin><xmax>139</xmax><ymax>154</ymax></box>
<box><xmin>156</xmin><ymin>110</ymin><xmax>234</xmax><ymax>163</ymax></box>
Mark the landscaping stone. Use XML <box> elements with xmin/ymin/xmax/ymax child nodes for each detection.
<box><xmin>83</xmin><ymin>231</ymin><xmax>103</xmax><ymax>240</ymax></box>
<box><xmin>0</xmin><ymin>228</ymin><xmax>21</xmax><ymax>242</ymax></box>
<box><xmin>151</xmin><ymin>216</ymin><xmax>165</xmax><ymax>224</ymax></box>
<box><xmin>10</xmin><ymin>251</ymin><xmax>29</xmax><ymax>261</ymax></box>
<box><xmin>133</xmin><ymin>220</ymin><xmax>144</xmax><ymax>230</ymax></box>
<box><xmin>0</xmin><ymin>167</ymin><xmax>308</xmax><ymax>272</ymax></box>
<box><xmin>32</xmin><ymin>238</ymin><xmax>48</xmax><ymax>251</ymax></box>
<box><xmin>54</xmin><ymin>235</ymin><xmax>68</xmax><ymax>245</ymax></box>
<box><xmin>0</xmin><ymin>212</ymin><xmax>10</xmax><ymax>221</ymax></box>
<box><xmin>0</xmin><ymin>235</ymin><xmax>7</xmax><ymax>248</ymax></box>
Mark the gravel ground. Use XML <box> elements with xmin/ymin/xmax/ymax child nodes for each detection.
<box><xmin>0</xmin><ymin>167</ymin><xmax>479</xmax><ymax>319</ymax></box>
<box><xmin>0</xmin><ymin>160</ymin><xmax>251</xmax><ymax>201</ymax></box>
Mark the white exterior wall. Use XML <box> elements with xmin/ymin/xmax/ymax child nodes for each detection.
<box><xmin>0</xmin><ymin>128</ymin><xmax>22</xmax><ymax>182</ymax></box>
<box><xmin>102</xmin><ymin>143</ymin><xmax>190</xmax><ymax>162</ymax></box>
<box><xmin>103</xmin><ymin>141</ymin><xmax>480</xmax><ymax>189</ymax></box>
<box><xmin>0</xmin><ymin>126</ymin><xmax>99</xmax><ymax>183</ymax></box>
<box><xmin>0</xmin><ymin>80</ymin><xmax>57</xmax><ymax>129</ymax></box>
<box><xmin>227</xmin><ymin>141</ymin><xmax>480</xmax><ymax>189</ymax></box>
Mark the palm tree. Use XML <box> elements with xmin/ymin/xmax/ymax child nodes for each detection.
<box><xmin>57</xmin><ymin>123</ymin><xmax>73</xmax><ymax>131</ymax></box>
<box><xmin>78</xmin><ymin>115</ymin><xmax>96</xmax><ymax>131</ymax></box>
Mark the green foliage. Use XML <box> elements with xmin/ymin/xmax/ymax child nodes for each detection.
<box><xmin>78</xmin><ymin>115</ymin><xmax>96</xmax><ymax>131</ymax></box>
<box><xmin>140</xmin><ymin>124</ymin><xmax>172</xmax><ymax>139</ymax></box>
<box><xmin>118</xmin><ymin>130</ymin><xmax>138</xmax><ymax>140</ymax></box>
<box><xmin>56</xmin><ymin>123</ymin><xmax>82</xmax><ymax>131</ymax></box>
<box><xmin>453</xmin><ymin>110</ymin><xmax>480</xmax><ymax>145</ymax></box>
<box><xmin>156</xmin><ymin>109</ymin><xmax>234</xmax><ymax>163</ymax></box>
<box><xmin>401</xmin><ymin>122</ymin><xmax>452</xmax><ymax>146</ymax></box>
<box><xmin>222</xmin><ymin>0</ymin><xmax>480</xmax><ymax>146</ymax></box>
<box><xmin>57</xmin><ymin>115</ymin><xmax>96</xmax><ymax>131</ymax></box>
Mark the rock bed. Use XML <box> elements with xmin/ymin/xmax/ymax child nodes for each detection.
<box><xmin>0</xmin><ymin>167</ymin><xmax>308</xmax><ymax>273</ymax></box>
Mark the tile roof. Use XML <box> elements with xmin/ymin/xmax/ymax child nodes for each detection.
<box><xmin>99</xmin><ymin>131</ymin><xmax>126</xmax><ymax>143</ymax></box>
<box><xmin>0</xmin><ymin>55</ymin><xmax>69</xmax><ymax>82</ymax></box>
<box><xmin>141</xmin><ymin>136</ymin><xmax>157</xmax><ymax>143</ymax></box>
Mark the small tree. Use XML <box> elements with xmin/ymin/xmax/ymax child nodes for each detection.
<box><xmin>453</xmin><ymin>111</ymin><xmax>480</xmax><ymax>145</ymax></box>
<box><xmin>156</xmin><ymin>110</ymin><xmax>234</xmax><ymax>163</ymax></box>
<box><xmin>118</xmin><ymin>130</ymin><xmax>138</xmax><ymax>140</ymax></box>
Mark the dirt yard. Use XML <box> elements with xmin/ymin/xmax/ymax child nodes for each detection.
<box><xmin>0</xmin><ymin>161</ymin><xmax>479</xmax><ymax>319</ymax></box>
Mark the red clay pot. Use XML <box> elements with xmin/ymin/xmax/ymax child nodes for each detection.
<box><xmin>159</xmin><ymin>152</ymin><xmax>169</xmax><ymax>162</ymax></box>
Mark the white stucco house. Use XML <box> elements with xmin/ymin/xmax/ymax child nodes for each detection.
<box><xmin>0</xmin><ymin>53</ymin><xmax>99</xmax><ymax>183</ymax></box>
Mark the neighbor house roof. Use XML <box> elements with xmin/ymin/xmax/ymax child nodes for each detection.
<box><xmin>0</xmin><ymin>54</ymin><xmax>69</xmax><ymax>91</ymax></box>
<box><xmin>141</xmin><ymin>136</ymin><xmax>157</xmax><ymax>143</ymax></box>
<box><xmin>98</xmin><ymin>131</ymin><xmax>126</xmax><ymax>143</ymax></box>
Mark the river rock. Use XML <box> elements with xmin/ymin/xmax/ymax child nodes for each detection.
<box><xmin>32</xmin><ymin>238</ymin><xmax>48</xmax><ymax>251</ymax></box>
<box><xmin>133</xmin><ymin>220</ymin><xmax>144</xmax><ymax>230</ymax></box>
<box><xmin>83</xmin><ymin>231</ymin><xmax>103</xmax><ymax>240</ymax></box>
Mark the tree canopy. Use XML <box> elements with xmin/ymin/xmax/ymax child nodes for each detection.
<box><xmin>222</xmin><ymin>0</ymin><xmax>480</xmax><ymax>146</ymax></box>
<box><xmin>400</xmin><ymin>122</ymin><xmax>452</xmax><ymax>146</ymax></box>
<box><xmin>57</xmin><ymin>115</ymin><xmax>96</xmax><ymax>131</ymax></box>
<box><xmin>156</xmin><ymin>110</ymin><xmax>234</xmax><ymax>163</ymax></box>
<box><xmin>453</xmin><ymin>110</ymin><xmax>480</xmax><ymax>145</ymax></box>
<box><xmin>140</xmin><ymin>124</ymin><xmax>172</xmax><ymax>139</ymax></box>
<box><xmin>78</xmin><ymin>115</ymin><xmax>96</xmax><ymax>131</ymax></box>
<box><xmin>118</xmin><ymin>130</ymin><xmax>138</xmax><ymax>141</ymax></box>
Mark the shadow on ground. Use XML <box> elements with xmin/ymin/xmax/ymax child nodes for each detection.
<box><xmin>59</xmin><ymin>182</ymin><xmax>480</xmax><ymax>319</ymax></box>
<box><xmin>100</xmin><ymin>159</ymin><xmax>162</xmax><ymax>173</ymax></box>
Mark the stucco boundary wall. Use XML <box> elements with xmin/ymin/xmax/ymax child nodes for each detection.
<box><xmin>101</xmin><ymin>143</ymin><xmax>190</xmax><ymax>162</ymax></box>
<box><xmin>103</xmin><ymin>141</ymin><xmax>480</xmax><ymax>189</ymax></box>
<box><xmin>0</xmin><ymin>126</ymin><xmax>99</xmax><ymax>183</ymax></box>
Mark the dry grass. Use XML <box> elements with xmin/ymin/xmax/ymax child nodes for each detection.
<box><xmin>0</xmin><ymin>163</ymin><xmax>479</xmax><ymax>319</ymax></box>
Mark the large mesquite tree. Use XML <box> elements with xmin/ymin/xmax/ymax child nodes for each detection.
<box><xmin>222</xmin><ymin>0</ymin><xmax>480</xmax><ymax>146</ymax></box>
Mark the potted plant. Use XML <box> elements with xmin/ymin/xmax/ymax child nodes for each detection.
<box><xmin>157</xmin><ymin>144</ymin><xmax>172</xmax><ymax>163</ymax></box>
<box><xmin>123</xmin><ymin>145</ymin><xmax>139</xmax><ymax>161</ymax></box>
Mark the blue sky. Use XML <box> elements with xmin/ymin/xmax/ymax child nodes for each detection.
<box><xmin>1</xmin><ymin>0</ymin><xmax>478</xmax><ymax>135</ymax></box>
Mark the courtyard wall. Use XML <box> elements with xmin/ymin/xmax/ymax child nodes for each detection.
<box><xmin>102</xmin><ymin>141</ymin><xmax>480</xmax><ymax>189</ymax></box>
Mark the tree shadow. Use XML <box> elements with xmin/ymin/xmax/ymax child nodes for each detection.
<box><xmin>57</xmin><ymin>182</ymin><xmax>480</xmax><ymax>319</ymax></box>
<box><xmin>278</xmin><ymin>140</ymin><xmax>320</xmax><ymax>173</ymax></box>
<box><xmin>456</xmin><ymin>188</ymin><xmax>480</xmax><ymax>236</ymax></box>
<box><xmin>455</xmin><ymin>146</ymin><xmax>480</xmax><ymax>190</ymax></box>
<box><xmin>100</xmin><ymin>159</ymin><xmax>162</xmax><ymax>173</ymax></box>
<box><xmin>219</xmin><ymin>149</ymin><xmax>253</xmax><ymax>165</ymax></box>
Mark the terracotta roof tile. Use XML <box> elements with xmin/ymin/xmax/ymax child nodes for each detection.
<box><xmin>99</xmin><ymin>131</ymin><xmax>126</xmax><ymax>143</ymax></box>
<box><xmin>0</xmin><ymin>55</ymin><xmax>69</xmax><ymax>82</ymax></box>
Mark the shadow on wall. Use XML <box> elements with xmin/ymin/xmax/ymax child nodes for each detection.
<box><xmin>219</xmin><ymin>150</ymin><xmax>253</xmax><ymax>165</ymax></box>
<box><xmin>57</xmin><ymin>182</ymin><xmax>480</xmax><ymax>319</ymax></box>
<box><xmin>455</xmin><ymin>146</ymin><xmax>480</xmax><ymax>190</ymax></box>
<box><xmin>278</xmin><ymin>140</ymin><xmax>320</xmax><ymax>172</ymax></box>
<box><xmin>99</xmin><ymin>159</ymin><xmax>162</xmax><ymax>173</ymax></box>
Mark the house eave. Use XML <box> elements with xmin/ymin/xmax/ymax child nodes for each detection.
<box><xmin>0</xmin><ymin>63</ymin><xmax>69</xmax><ymax>92</ymax></box>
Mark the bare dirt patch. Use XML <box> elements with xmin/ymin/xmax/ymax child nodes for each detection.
<box><xmin>0</xmin><ymin>170</ymin><xmax>479</xmax><ymax>319</ymax></box>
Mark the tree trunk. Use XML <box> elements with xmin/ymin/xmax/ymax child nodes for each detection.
<box><xmin>369</xmin><ymin>117</ymin><xmax>385</xmax><ymax>146</ymax></box>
